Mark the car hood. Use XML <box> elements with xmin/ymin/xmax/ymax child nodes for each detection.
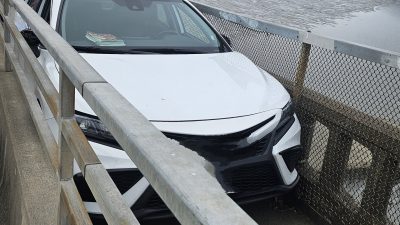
<box><xmin>76</xmin><ymin>52</ymin><xmax>289</xmax><ymax>121</ymax></box>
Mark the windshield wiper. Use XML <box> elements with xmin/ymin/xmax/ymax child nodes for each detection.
<box><xmin>73</xmin><ymin>46</ymin><xmax>157</xmax><ymax>54</ymax></box>
<box><xmin>73</xmin><ymin>46</ymin><xmax>218</xmax><ymax>54</ymax></box>
<box><xmin>152</xmin><ymin>48</ymin><xmax>209</xmax><ymax>54</ymax></box>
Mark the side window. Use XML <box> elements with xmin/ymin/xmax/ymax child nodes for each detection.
<box><xmin>176</xmin><ymin>6</ymin><xmax>209</xmax><ymax>43</ymax></box>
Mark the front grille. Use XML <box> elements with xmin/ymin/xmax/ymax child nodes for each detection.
<box><xmin>280</xmin><ymin>147</ymin><xmax>302</xmax><ymax>172</ymax></box>
<box><xmin>165</xmin><ymin>116</ymin><xmax>275</xmax><ymax>163</ymax></box>
<box><xmin>145</xmin><ymin>194</ymin><xmax>167</xmax><ymax>209</ymax></box>
<box><xmin>222</xmin><ymin>162</ymin><xmax>280</xmax><ymax>193</ymax></box>
<box><xmin>74</xmin><ymin>169</ymin><xmax>142</xmax><ymax>202</ymax></box>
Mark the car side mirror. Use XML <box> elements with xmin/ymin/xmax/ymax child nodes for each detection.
<box><xmin>21</xmin><ymin>29</ymin><xmax>41</xmax><ymax>57</ymax></box>
<box><xmin>222</xmin><ymin>35</ymin><xmax>231</xmax><ymax>46</ymax></box>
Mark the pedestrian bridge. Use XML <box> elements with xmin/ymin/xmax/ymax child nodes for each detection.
<box><xmin>0</xmin><ymin>0</ymin><xmax>399</xmax><ymax>224</ymax></box>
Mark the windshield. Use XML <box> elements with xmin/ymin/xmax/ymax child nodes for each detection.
<box><xmin>59</xmin><ymin>0</ymin><xmax>227</xmax><ymax>54</ymax></box>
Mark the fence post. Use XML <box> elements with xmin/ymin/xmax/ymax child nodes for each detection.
<box><xmin>293</xmin><ymin>43</ymin><xmax>313</xmax><ymax>174</ymax></box>
<box><xmin>298</xmin><ymin>113</ymin><xmax>316</xmax><ymax>165</ymax></box>
<box><xmin>58</xmin><ymin>69</ymin><xmax>75</xmax><ymax>225</ymax></box>
<box><xmin>319</xmin><ymin>127</ymin><xmax>352</xmax><ymax>192</ymax></box>
<box><xmin>3</xmin><ymin>0</ymin><xmax>12</xmax><ymax>72</ymax></box>
<box><xmin>360</xmin><ymin>149</ymin><xmax>398</xmax><ymax>222</ymax></box>
<box><xmin>292</xmin><ymin>43</ymin><xmax>311</xmax><ymax>103</ymax></box>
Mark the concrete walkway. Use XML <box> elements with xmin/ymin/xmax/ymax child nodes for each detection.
<box><xmin>0</xmin><ymin>39</ymin><xmax>60</xmax><ymax>225</ymax></box>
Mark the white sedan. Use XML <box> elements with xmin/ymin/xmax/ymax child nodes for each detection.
<box><xmin>19</xmin><ymin>0</ymin><xmax>302</xmax><ymax>222</ymax></box>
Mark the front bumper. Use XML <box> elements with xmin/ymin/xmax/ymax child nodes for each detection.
<box><xmin>74</xmin><ymin>113</ymin><xmax>302</xmax><ymax>222</ymax></box>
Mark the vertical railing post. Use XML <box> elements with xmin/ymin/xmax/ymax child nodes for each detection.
<box><xmin>3</xmin><ymin>0</ymin><xmax>12</xmax><ymax>72</ymax></box>
<box><xmin>58</xmin><ymin>70</ymin><xmax>75</xmax><ymax>225</ymax></box>
<box><xmin>297</xmin><ymin>112</ymin><xmax>316</xmax><ymax>168</ymax></box>
<box><xmin>293</xmin><ymin>43</ymin><xmax>312</xmax><ymax>174</ymax></box>
<box><xmin>293</xmin><ymin>43</ymin><xmax>311</xmax><ymax>103</ymax></box>
<box><xmin>59</xmin><ymin>70</ymin><xmax>74</xmax><ymax>179</ymax></box>
<box><xmin>360</xmin><ymin>149</ymin><xmax>398</xmax><ymax>222</ymax></box>
<box><xmin>319</xmin><ymin>127</ymin><xmax>352</xmax><ymax>192</ymax></box>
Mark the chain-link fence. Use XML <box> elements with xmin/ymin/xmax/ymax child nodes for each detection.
<box><xmin>195</xmin><ymin>2</ymin><xmax>400</xmax><ymax>225</ymax></box>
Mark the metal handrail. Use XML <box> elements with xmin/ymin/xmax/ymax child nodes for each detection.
<box><xmin>2</xmin><ymin>0</ymin><xmax>258</xmax><ymax>224</ymax></box>
<box><xmin>192</xmin><ymin>2</ymin><xmax>400</xmax><ymax>70</ymax></box>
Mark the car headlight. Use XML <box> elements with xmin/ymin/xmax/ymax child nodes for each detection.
<box><xmin>281</xmin><ymin>99</ymin><xmax>295</xmax><ymax>121</ymax></box>
<box><xmin>74</xmin><ymin>112</ymin><xmax>119</xmax><ymax>147</ymax></box>
<box><xmin>273</xmin><ymin>99</ymin><xmax>296</xmax><ymax>144</ymax></box>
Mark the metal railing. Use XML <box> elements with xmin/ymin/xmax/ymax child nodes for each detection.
<box><xmin>0</xmin><ymin>0</ymin><xmax>258</xmax><ymax>224</ymax></box>
<box><xmin>193</xmin><ymin>2</ymin><xmax>400</xmax><ymax>225</ymax></box>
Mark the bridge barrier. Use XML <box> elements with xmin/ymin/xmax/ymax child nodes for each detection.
<box><xmin>194</xmin><ymin>2</ymin><xmax>400</xmax><ymax>225</ymax></box>
<box><xmin>0</xmin><ymin>0</ymin><xmax>258</xmax><ymax>224</ymax></box>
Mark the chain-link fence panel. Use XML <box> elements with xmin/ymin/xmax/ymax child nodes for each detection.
<box><xmin>297</xmin><ymin>45</ymin><xmax>400</xmax><ymax>225</ymax></box>
<box><xmin>204</xmin><ymin>14</ymin><xmax>302</xmax><ymax>89</ymax></box>
<box><xmin>199</xmin><ymin>4</ymin><xmax>400</xmax><ymax>225</ymax></box>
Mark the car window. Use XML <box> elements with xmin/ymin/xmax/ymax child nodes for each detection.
<box><xmin>59</xmin><ymin>0</ymin><xmax>227</xmax><ymax>54</ymax></box>
<box><xmin>156</xmin><ymin>4</ymin><xmax>168</xmax><ymax>26</ymax></box>
<box><xmin>175</xmin><ymin>5</ymin><xmax>209</xmax><ymax>44</ymax></box>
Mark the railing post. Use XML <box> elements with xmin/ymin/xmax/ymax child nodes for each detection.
<box><xmin>3</xmin><ymin>0</ymin><xmax>12</xmax><ymax>72</ymax></box>
<box><xmin>293</xmin><ymin>43</ymin><xmax>311</xmax><ymax>103</ymax></box>
<box><xmin>293</xmin><ymin>43</ymin><xmax>313</xmax><ymax>173</ymax></box>
<box><xmin>319</xmin><ymin>127</ymin><xmax>352</xmax><ymax>192</ymax></box>
<box><xmin>58</xmin><ymin>69</ymin><xmax>75</xmax><ymax>225</ymax></box>
<box><xmin>297</xmin><ymin>112</ymin><xmax>316</xmax><ymax>166</ymax></box>
<box><xmin>360</xmin><ymin>149</ymin><xmax>398</xmax><ymax>222</ymax></box>
<box><xmin>59</xmin><ymin>69</ymin><xmax>74</xmax><ymax>179</ymax></box>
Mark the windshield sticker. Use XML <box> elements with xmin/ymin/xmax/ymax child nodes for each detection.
<box><xmin>85</xmin><ymin>31</ymin><xmax>126</xmax><ymax>46</ymax></box>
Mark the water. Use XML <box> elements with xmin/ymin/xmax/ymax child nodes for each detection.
<box><xmin>193</xmin><ymin>0</ymin><xmax>400</xmax><ymax>53</ymax></box>
<box><xmin>312</xmin><ymin>2</ymin><xmax>400</xmax><ymax>53</ymax></box>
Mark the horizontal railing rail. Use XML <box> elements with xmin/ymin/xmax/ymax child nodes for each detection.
<box><xmin>1</xmin><ymin>0</ymin><xmax>258</xmax><ymax>224</ymax></box>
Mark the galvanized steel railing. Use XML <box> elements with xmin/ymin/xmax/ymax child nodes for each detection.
<box><xmin>0</xmin><ymin>0</ymin><xmax>258</xmax><ymax>224</ymax></box>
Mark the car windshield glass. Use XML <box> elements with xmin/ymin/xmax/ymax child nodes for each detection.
<box><xmin>60</xmin><ymin>0</ymin><xmax>226</xmax><ymax>54</ymax></box>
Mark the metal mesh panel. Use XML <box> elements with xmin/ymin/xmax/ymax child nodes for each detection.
<box><xmin>201</xmin><ymin>10</ymin><xmax>400</xmax><ymax>225</ymax></box>
<box><xmin>204</xmin><ymin>14</ymin><xmax>302</xmax><ymax>88</ymax></box>
<box><xmin>304</xmin><ymin>46</ymin><xmax>400</xmax><ymax>130</ymax></box>
<box><xmin>303</xmin><ymin>121</ymin><xmax>329</xmax><ymax>178</ymax></box>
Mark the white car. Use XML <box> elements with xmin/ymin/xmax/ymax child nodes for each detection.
<box><xmin>19</xmin><ymin>0</ymin><xmax>302</xmax><ymax>222</ymax></box>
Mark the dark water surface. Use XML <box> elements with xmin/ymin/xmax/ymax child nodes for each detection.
<box><xmin>194</xmin><ymin>0</ymin><xmax>400</xmax><ymax>53</ymax></box>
